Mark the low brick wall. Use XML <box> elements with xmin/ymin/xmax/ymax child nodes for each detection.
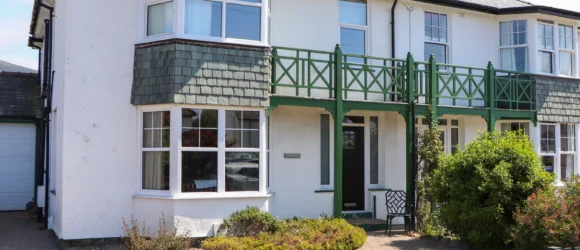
<box><xmin>131</xmin><ymin>39</ymin><xmax>270</xmax><ymax>107</ymax></box>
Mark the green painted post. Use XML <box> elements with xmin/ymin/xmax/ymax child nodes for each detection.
<box><xmin>405</xmin><ymin>52</ymin><xmax>416</xmax><ymax>222</ymax></box>
<box><xmin>271</xmin><ymin>48</ymin><xmax>278</xmax><ymax>94</ymax></box>
<box><xmin>333</xmin><ymin>44</ymin><xmax>344</xmax><ymax>217</ymax></box>
<box><xmin>487</xmin><ymin>62</ymin><xmax>496</xmax><ymax>132</ymax></box>
<box><xmin>428</xmin><ymin>55</ymin><xmax>438</xmax><ymax>121</ymax></box>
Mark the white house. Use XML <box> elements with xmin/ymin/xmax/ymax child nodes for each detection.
<box><xmin>25</xmin><ymin>0</ymin><xmax>580</xmax><ymax>240</ymax></box>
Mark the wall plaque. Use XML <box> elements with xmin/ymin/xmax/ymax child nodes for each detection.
<box><xmin>284</xmin><ymin>153</ymin><xmax>301</xmax><ymax>159</ymax></box>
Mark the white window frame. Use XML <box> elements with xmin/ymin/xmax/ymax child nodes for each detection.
<box><xmin>537</xmin><ymin>22</ymin><xmax>555</xmax><ymax>74</ymax></box>
<box><xmin>537</xmin><ymin>123</ymin><xmax>579</xmax><ymax>184</ymax></box>
<box><xmin>139</xmin><ymin>107</ymin><xmax>173</xmax><ymax>197</ymax></box>
<box><xmin>416</xmin><ymin>117</ymin><xmax>460</xmax><ymax>155</ymax></box>
<box><xmin>139</xmin><ymin>0</ymin><xmax>270</xmax><ymax>47</ymax></box>
<box><xmin>339</xmin><ymin>0</ymin><xmax>370</xmax><ymax>58</ymax></box>
<box><xmin>424</xmin><ymin>11</ymin><xmax>449</xmax><ymax>64</ymax></box>
<box><xmin>137</xmin><ymin>105</ymin><xmax>268</xmax><ymax>199</ymax></box>
<box><xmin>499</xmin><ymin>20</ymin><xmax>529</xmax><ymax>72</ymax></box>
<box><xmin>558</xmin><ymin>24</ymin><xmax>575</xmax><ymax>77</ymax></box>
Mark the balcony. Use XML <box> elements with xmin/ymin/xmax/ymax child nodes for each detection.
<box><xmin>269</xmin><ymin>45</ymin><xmax>535</xmax><ymax>119</ymax></box>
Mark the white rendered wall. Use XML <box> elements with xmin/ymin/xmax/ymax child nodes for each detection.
<box><xmin>269</xmin><ymin>106</ymin><xmax>333</xmax><ymax>219</ymax></box>
<box><xmin>53</xmin><ymin>0</ymin><xmax>140</xmax><ymax>240</ymax></box>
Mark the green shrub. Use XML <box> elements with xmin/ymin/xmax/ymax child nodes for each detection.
<box><xmin>219</xmin><ymin>206</ymin><xmax>281</xmax><ymax>236</ymax></box>
<box><xmin>514</xmin><ymin>176</ymin><xmax>580</xmax><ymax>250</ymax></box>
<box><xmin>122</xmin><ymin>214</ymin><xmax>191</xmax><ymax>250</ymax></box>
<box><xmin>430</xmin><ymin>131</ymin><xmax>554</xmax><ymax>248</ymax></box>
<box><xmin>203</xmin><ymin>217</ymin><xmax>366</xmax><ymax>250</ymax></box>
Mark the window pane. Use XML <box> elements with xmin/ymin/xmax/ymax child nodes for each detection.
<box><xmin>561</xmin><ymin>154</ymin><xmax>575</xmax><ymax>181</ymax></box>
<box><xmin>143</xmin><ymin>111</ymin><xmax>170</xmax><ymax>148</ymax></box>
<box><xmin>547</xmin><ymin>25</ymin><xmax>554</xmax><ymax>38</ymax></box>
<box><xmin>238</xmin><ymin>0</ymin><xmax>261</xmax><ymax>2</ymax></box>
<box><xmin>559</xmin><ymin>51</ymin><xmax>573</xmax><ymax>76</ymax></box>
<box><xmin>226</xmin><ymin>152</ymin><xmax>259</xmax><ymax>191</ymax></box>
<box><xmin>425</xmin><ymin>12</ymin><xmax>431</xmax><ymax>26</ymax></box>
<box><xmin>432</xmin><ymin>27</ymin><xmax>439</xmax><ymax>41</ymax></box>
<box><xmin>340</xmin><ymin>28</ymin><xmax>365</xmax><ymax>56</ymax></box>
<box><xmin>440</xmin><ymin>15</ymin><xmax>447</xmax><ymax>28</ymax></box>
<box><xmin>542</xmin><ymin>155</ymin><xmax>554</xmax><ymax>173</ymax></box>
<box><xmin>518</xmin><ymin>20</ymin><xmax>527</xmax><ymax>32</ymax></box>
<box><xmin>147</xmin><ymin>1</ymin><xmax>173</xmax><ymax>36</ymax></box>
<box><xmin>144</xmin><ymin>112</ymin><xmax>153</xmax><ymax>128</ymax></box>
<box><xmin>425</xmin><ymin>43</ymin><xmax>446</xmax><ymax>63</ymax></box>
<box><xmin>226</xmin><ymin>4</ymin><xmax>261</xmax><ymax>41</ymax></box>
<box><xmin>143</xmin><ymin>130</ymin><xmax>153</xmax><ymax>147</ymax></box>
<box><xmin>547</xmin><ymin>38</ymin><xmax>554</xmax><ymax>50</ymax></box>
<box><xmin>243</xmin><ymin>130</ymin><xmax>260</xmax><ymax>148</ymax></box>
<box><xmin>320</xmin><ymin>115</ymin><xmax>330</xmax><ymax>185</ymax></box>
<box><xmin>226</xmin><ymin>111</ymin><xmax>242</xmax><ymax>129</ymax></box>
<box><xmin>500</xmin><ymin>34</ymin><xmax>509</xmax><ymax>47</ymax></box>
<box><xmin>566</xmin><ymin>38</ymin><xmax>574</xmax><ymax>49</ymax></box>
<box><xmin>200</xmin><ymin>110</ymin><xmax>218</xmax><ymax>128</ymax></box>
<box><xmin>518</xmin><ymin>32</ymin><xmax>527</xmax><ymax>44</ymax></box>
<box><xmin>451</xmin><ymin>120</ymin><xmax>459</xmax><ymax>126</ymax></box>
<box><xmin>184</xmin><ymin>0</ymin><xmax>221</xmax><ymax>37</ymax></box>
<box><xmin>182</xmin><ymin>128</ymin><xmax>199</xmax><ymax>147</ymax></box>
<box><xmin>425</xmin><ymin>27</ymin><xmax>432</xmax><ymax>40</ymax></box>
<box><xmin>561</xmin><ymin>124</ymin><xmax>575</xmax><ymax>151</ymax></box>
<box><xmin>243</xmin><ymin>111</ymin><xmax>260</xmax><ymax>129</ymax></box>
<box><xmin>440</xmin><ymin>28</ymin><xmax>447</xmax><ymax>42</ymax></box>
<box><xmin>451</xmin><ymin>128</ymin><xmax>459</xmax><ymax>154</ymax></box>
<box><xmin>539</xmin><ymin>51</ymin><xmax>553</xmax><ymax>74</ymax></box>
<box><xmin>182</xmin><ymin>152</ymin><xmax>218</xmax><ymax>192</ymax></box>
<box><xmin>142</xmin><ymin>151</ymin><xmax>170</xmax><ymax>190</ymax></box>
<box><xmin>200</xmin><ymin>129</ymin><xmax>218</xmax><ymax>147</ymax></box>
<box><xmin>226</xmin><ymin>130</ymin><xmax>241</xmax><ymax>148</ymax></box>
<box><xmin>370</xmin><ymin>117</ymin><xmax>378</xmax><ymax>184</ymax></box>
<box><xmin>500</xmin><ymin>22</ymin><xmax>509</xmax><ymax>34</ymax></box>
<box><xmin>339</xmin><ymin>0</ymin><xmax>367</xmax><ymax>26</ymax></box>
<box><xmin>500</xmin><ymin>47</ymin><xmax>527</xmax><ymax>72</ymax></box>
<box><xmin>432</xmin><ymin>13</ymin><xmax>439</xmax><ymax>26</ymax></box>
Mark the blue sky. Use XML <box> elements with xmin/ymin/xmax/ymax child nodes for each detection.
<box><xmin>0</xmin><ymin>0</ymin><xmax>579</xmax><ymax>70</ymax></box>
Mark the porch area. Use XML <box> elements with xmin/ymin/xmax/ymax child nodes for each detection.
<box><xmin>267</xmin><ymin>45</ymin><xmax>537</xmax><ymax>219</ymax></box>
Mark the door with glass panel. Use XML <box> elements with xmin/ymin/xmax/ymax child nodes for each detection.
<box><xmin>416</xmin><ymin>118</ymin><xmax>459</xmax><ymax>154</ymax></box>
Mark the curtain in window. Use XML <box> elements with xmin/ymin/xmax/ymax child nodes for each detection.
<box><xmin>500</xmin><ymin>48</ymin><xmax>527</xmax><ymax>72</ymax></box>
<box><xmin>142</xmin><ymin>152</ymin><xmax>168</xmax><ymax>190</ymax></box>
<box><xmin>559</xmin><ymin>51</ymin><xmax>573</xmax><ymax>76</ymax></box>
<box><xmin>147</xmin><ymin>2</ymin><xmax>173</xmax><ymax>36</ymax></box>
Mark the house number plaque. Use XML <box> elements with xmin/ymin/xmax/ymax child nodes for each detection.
<box><xmin>284</xmin><ymin>153</ymin><xmax>301</xmax><ymax>159</ymax></box>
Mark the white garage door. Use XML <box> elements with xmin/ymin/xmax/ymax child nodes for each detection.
<box><xmin>0</xmin><ymin>123</ymin><xmax>36</xmax><ymax>211</ymax></box>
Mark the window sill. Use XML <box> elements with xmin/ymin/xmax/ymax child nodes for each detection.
<box><xmin>134</xmin><ymin>192</ymin><xmax>273</xmax><ymax>200</ymax></box>
<box><xmin>137</xmin><ymin>33</ymin><xmax>270</xmax><ymax>48</ymax></box>
<box><xmin>535</xmin><ymin>72</ymin><xmax>578</xmax><ymax>79</ymax></box>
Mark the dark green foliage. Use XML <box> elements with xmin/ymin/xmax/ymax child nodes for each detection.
<box><xmin>203</xmin><ymin>210</ymin><xmax>366</xmax><ymax>250</ymax></box>
<box><xmin>415</xmin><ymin>121</ymin><xmax>445</xmax><ymax>236</ymax></box>
<box><xmin>514</xmin><ymin>176</ymin><xmax>580</xmax><ymax>250</ymax></box>
<box><xmin>219</xmin><ymin>206</ymin><xmax>280</xmax><ymax>236</ymax></box>
<box><xmin>430</xmin><ymin>131</ymin><xmax>554</xmax><ymax>248</ymax></box>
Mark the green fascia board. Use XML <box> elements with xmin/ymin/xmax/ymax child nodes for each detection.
<box><xmin>343</xmin><ymin>101</ymin><xmax>408</xmax><ymax>113</ymax></box>
<box><xmin>270</xmin><ymin>96</ymin><xmax>336</xmax><ymax>109</ymax></box>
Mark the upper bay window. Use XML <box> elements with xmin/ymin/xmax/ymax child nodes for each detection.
<box><xmin>538</xmin><ymin>22</ymin><xmax>554</xmax><ymax>74</ymax></box>
<box><xmin>500</xmin><ymin>20</ymin><xmax>528</xmax><ymax>72</ymax></box>
<box><xmin>424</xmin><ymin>12</ymin><xmax>448</xmax><ymax>64</ymax></box>
<box><xmin>144</xmin><ymin>0</ymin><xmax>268</xmax><ymax>45</ymax></box>
<box><xmin>558</xmin><ymin>24</ymin><xmax>575</xmax><ymax>76</ymax></box>
<box><xmin>140</xmin><ymin>107</ymin><xmax>266</xmax><ymax>196</ymax></box>
<box><xmin>340</xmin><ymin>0</ymin><xmax>367</xmax><ymax>64</ymax></box>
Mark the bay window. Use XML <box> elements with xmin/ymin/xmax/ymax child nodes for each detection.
<box><xmin>142</xmin><ymin>111</ymin><xmax>171</xmax><ymax>190</ymax></box>
<box><xmin>538</xmin><ymin>22</ymin><xmax>554</xmax><ymax>74</ymax></box>
<box><xmin>558</xmin><ymin>24</ymin><xmax>574</xmax><ymax>76</ymax></box>
<box><xmin>539</xmin><ymin>123</ymin><xmax>577</xmax><ymax>182</ymax></box>
<box><xmin>500</xmin><ymin>20</ymin><xmax>528</xmax><ymax>72</ymax></box>
<box><xmin>143</xmin><ymin>0</ymin><xmax>268</xmax><ymax>45</ymax></box>
<box><xmin>140</xmin><ymin>107</ymin><xmax>266</xmax><ymax>196</ymax></box>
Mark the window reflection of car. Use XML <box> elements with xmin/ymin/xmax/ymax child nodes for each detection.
<box><xmin>225</xmin><ymin>153</ymin><xmax>259</xmax><ymax>191</ymax></box>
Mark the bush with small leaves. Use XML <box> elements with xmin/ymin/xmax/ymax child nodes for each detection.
<box><xmin>219</xmin><ymin>206</ymin><xmax>280</xmax><ymax>236</ymax></box>
<box><xmin>430</xmin><ymin>131</ymin><xmax>554</xmax><ymax>248</ymax></box>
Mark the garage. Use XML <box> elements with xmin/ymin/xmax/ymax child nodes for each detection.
<box><xmin>0</xmin><ymin>123</ymin><xmax>37</xmax><ymax>211</ymax></box>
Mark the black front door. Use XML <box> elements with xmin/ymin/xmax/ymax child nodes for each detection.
<box><xmin>342</xmin><ymin>126</ymin><xmax>365</xmax><ymax>211</ymax></box>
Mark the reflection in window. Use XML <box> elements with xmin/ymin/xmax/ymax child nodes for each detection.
<box><xmin>147</xmin><ymin>1</ymin><xmax>173</xmax><ymax>36</ymax></box>
<box><xmin>226</xmin><ymin>111</ymin><xmax>260</xmax><ymax>148</ymax></box>
<box><xmin>184</xmin><ymin>0</ymin><xmax>221</xmax><ymax>37</ymax></box>
<box><xmin>182</xmin><ymin>152</ymin><xmax>218</xmax><ymax>192</ymax></box>
<box><xmin>541</xmin><ymin>124</ymin><xmax>556</xmax><ymax>153</ymax></box>
<box><xmin>561</xmin><ymin>154</ymin><xmax>575</xmax><ymax>181</ymax></box>
<box><xmin>424</xmin><ymin>12</ymin><xmax>448</xmax><ymax>63</ymax></box>
<box><xmin>501</xmin><ymin>122</ymin><xmax>529</xmax><ymax>135</ymax></box>
<box><xmin>542</xmin><ymin>155</ymin><xmax>554</xmax><ymax>173</ymax></box>
<box><xmin>499</xmin><ymin>20</ymin><xmax>528</xmax><ymax>72</ymax></box>
<box><xmin>339</xmin><ymin>0</ymin><xmax>367</xmax><ymax>64</ymax></box>
<box><xmin>226</xmin><ymin>152</ymin><xmax>259</xmax><ymax>191</ymax></box>
<box><xmin>561</xmin><ymin>124</ymin><xmax>575</xmax><ymax>152</ymax></box>
<box><xmin>182</xmin><ymin>109</ymin><xmax>218</xmax><ymax>147</ymax></box>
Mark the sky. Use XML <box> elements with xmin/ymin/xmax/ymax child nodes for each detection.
<box><xmin>0</xmin><ymin>0</ymin><xmax>580</xmax><ymax>71</ymax></box>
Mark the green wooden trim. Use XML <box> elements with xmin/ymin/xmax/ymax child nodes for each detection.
<box><xmin>314</xmin><ymin>189</ymin><xmax>334</xmax><ymax>193</ymax></box>
<box><xmin>343</xmin><ymin>101</ymin><xmax>407</xmax><ymax>113</ymax></box>
<box><xmin>405</xmin><ymin>52</ymin><xmax>416</xmax><ymax>220</ymax></box>
<box><xmin>368</xmin><ymin>188</ymin><xmax>391</xmax><ymax>191</ymax></box>
<box><xmin>270</xmin><ymin>96</ymin><xmax>335</xmax><ymax>109</ymax></box>
<box><xmin>333</xmin><ymin>44</ymin><xmax>344</xmax><ymax>217</ymax></box>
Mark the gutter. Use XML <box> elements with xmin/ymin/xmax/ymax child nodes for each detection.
<box><xmin>412</xmin><ymin>0</ymin><xmax>580</xmax><ymax>20</ymax></box>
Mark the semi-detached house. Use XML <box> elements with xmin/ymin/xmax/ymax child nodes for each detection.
<box><xmin>25</xmin><ymin>0</ymin><xmax>580</xmax><ymax>240</ymax></box>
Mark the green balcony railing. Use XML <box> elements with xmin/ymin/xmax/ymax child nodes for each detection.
<box><xmin>271</xmin><ymin>45</ymin><xmax>536</xmax><ymax>111</ymax></box>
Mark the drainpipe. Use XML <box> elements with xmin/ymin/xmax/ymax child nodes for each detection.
<box><xmin>31</xmin><ymin>44</ymin><xmax>44</xmax><ymax>223</ymax></box>
<box><xmin>42</xmin><ymin>8</ymin><xmax>54</xmax><ymax>228</ymax></box>
<box><xmin>390</xmin><ymin>0</ymin><xmax>398</xmax><ymax>101</ymax></box>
